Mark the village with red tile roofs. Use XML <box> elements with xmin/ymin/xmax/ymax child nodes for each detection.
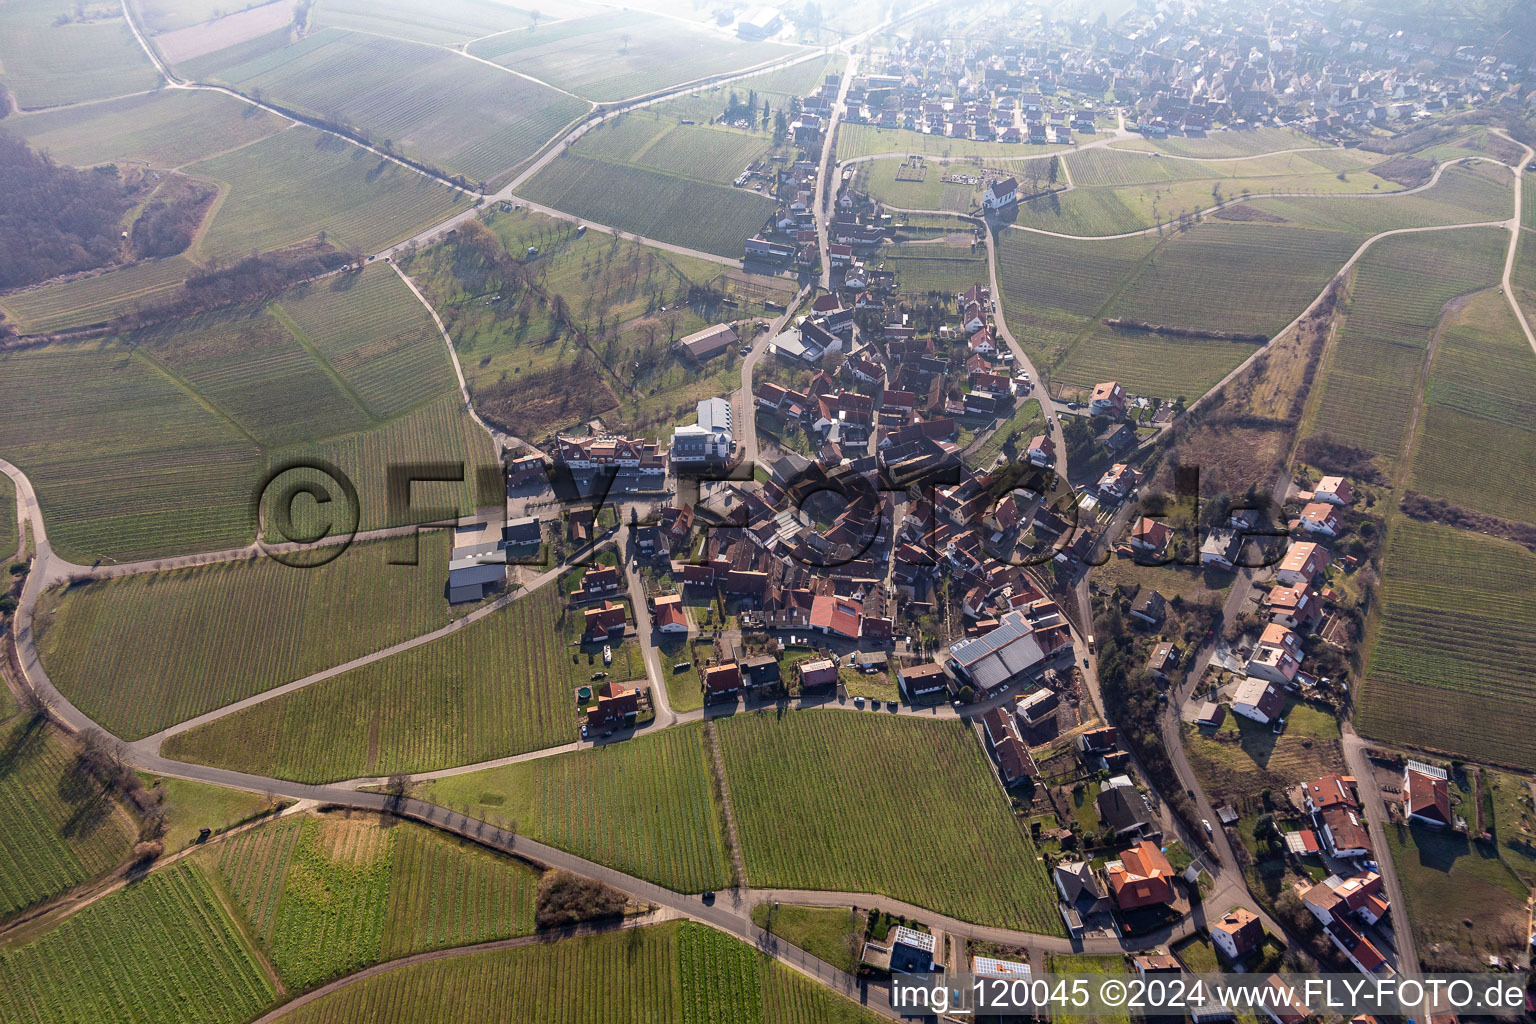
<box><xmin>1</xmin><ymin>0</ymin><xmax>1534</xmax><ymax>1019</ymax></box>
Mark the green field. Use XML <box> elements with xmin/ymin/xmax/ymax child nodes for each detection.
<box><xmin>424</xmin><ymin>724</ymin><xmax>732</xmax><ymax>892</ymax></box>
<box><xmin>0</xmin><ymin>862</ymin><xmax>275</xmax><ymax>1024</ymax></box>
<box><xmin>0</xmin><ymin>255</ymin><xmax>200</xmax><ymax>334</ymax></box>
<box><xmin>0</xmin><ymin>263</ymin><xmax>490</xmax><ymax>562</ymax></box>
<box><xmin>1409</xmin><ymin>289</ymin><xmax>1536</xmax><ymax>523</ymax></box>
<box><xmin>162</xmin><ymin>583</ymin><xmax>627</xmax><ymax>780</ymax></box>
<box><xmin>1044</xmin><ymin>222</ymin><xmax>1357</xmax><ymax>399</ymax></box>
<box><xmin>186</xmin><ymin>125</ymin><xmax>468</xmax><ymax>261</ymax></box>
<box><xmin>837</xmin><ymin>123</ymin><xmax>1068</xmax><ymax>160</ymax></box>
<box><xmin>1049</xmin><ymin>954</ymin><xmax>1130</xmax><ymax>1024</ymax></box>
<box><xmin>573</xmin><ymin>110</ymin><xmax>777</xmax><ymax>187</ymax></box>
<box><xmin>519</xmin><ymin>152</ymin><xmax>777</xmax><ymax>259</ymax></box>
<box><xmin>1</xmin><ymin>89</ymin><xmax>286</xmax><ymax>168</ymax></box>
<box><xmin>882</xmin><ymin>238</ymin><xmax>989</xmax><ymax>296</ymax></box>
<box><xmin>199</xmin><ymin>28</ymin><xmax>588</xmax><ymax>183</ymax></box>
<box><xmin>206</xmin><ymin>812</ymin><xmax>538</xmax><ymax>989</ymax></box>
<box><xmin>468</xmin><ymin>10</ymin><xmax>799</xmax><ymax>102</ymax></box>
<box><xmin>0</xmin><ymin>0</ymin><xmax>162</xmax><ymax>109</ymax></box>
<box><xmin>277</xmin><ymin>920</ymin><xmax>883</xmax><ymax>1024</ymax></box>
<box><xmin>0</xmin><ymin>473</ymin><xmax>16</xmax><ymax>556</ymax></box>
<box><xmin>310</xmin><ymin>0</ymin><xmax>575</xmax><ymax>45</ymax></box>
<box><xmin>1384</xmin><ymin>813</ymin><xmax>1531</xmax><ymax>969</ymax></box>
<box><xmin>751</xmin><ymin>903</ymin><xmax>864</xmax><ymax>972</ymax></box>
<box><xmin>1110</xmin><ymin>126</ymin><xmax>1318</xmax><ymax>158</ymax></box>
<box><xmin>0</xmin><ymin>339</ymin><xmax>266</xmax><ymax>561</ymax></box>
<box><xmin>718</xmin><ymin>711</ymin><xmax>1061</xmax><ymax>932</ymax></box>
<box><xmin>0</xmin><ymin>718</ymin><xmax>138</xmax><ymax>921</ymax></box>
<box><xmin>1305</xmin><ymin>226</ymin><xmax>1507</xmax><ymax>462</ymax></box>
<box><xmin>1011</xmin><ymin>146</ymin><xmax>1406</xmax><ymax>236</ymax></box>
<box><xmin>35</xmin><ymin>533</ymin><xmax>467</xmax><ymax>740</ymax></box>
<box><xmin>141</xmin><ymin>773</ymin><xmax>277</xmax><ymax>852</ymax></box>
<box><xmin>276</xmin><ymin>265</ymin><xmax>459</xmax><ymax>418</ymax></box>
<box><xmin>995</xmin><ymin>231</ymin><xmax>1160</xmax><ymax>365</ymax></box>
<box><xmin>1244</xmin><ymin>161</ymin><xmax>1515</xmax><ymax>235</ymax></box>
<box><xmin>1359</xmin><ymin>519</ymin><xmax>1536</xmax><ymax>770</ymax></box>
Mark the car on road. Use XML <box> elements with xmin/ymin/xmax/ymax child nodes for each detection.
<box><xmin>1187</xmin><ymin>788</ymin><xmax>1196</xmax><ymax>799</ymax></box>
<box><xmin>702</xmin><ymin>892</ymin><xmax>715</xmax><ymax>904</ymax></box>
<box><xmin>886</xmin><ymin>701</ymin><xmax>899</xmax><ymax>711</ymax></box>
<box><xmin>1202</xmin><ymin>819</ymin><xmax>1213</xmax><ymax>835</ymax></box>
<box><xmin>854</xmin><ymin>696</ymin><xmax>865</xmax><ymax>707</ymax></box>
<box><xmin>740</xmin><ymin>345</ymin><xmax>752</xmax><ymax>356</ymax></box>
<box><xmin>1066</xmin><ymin>400</ymin><xmax>1080</xmax><ymax>409</ymax></box>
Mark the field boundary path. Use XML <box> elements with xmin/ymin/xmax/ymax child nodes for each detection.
<box><xmin>702</xmin><ymin>720</ymin><xmax>747</xmax><ymax>889</ymax></box>
<box><xmin>1491</xmin><ymin>130</ymin><xmax>1535</xmax><ymax>354</ymax></box>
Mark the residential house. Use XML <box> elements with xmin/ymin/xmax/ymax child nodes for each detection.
<box><xmin>810</xmin><ymin>594</ymin><xmax>863</xmax><ymax>639</ymax></box>
<box><xmin>739</xmin><ymin>654</ymin><xmax>782</xmax><ymax>693</ymax></box>
<box><xmin>1245</xmin><ymin>623</ymin><xmax>1302</xmax><ymax>686</ymax></box>
<box><xmin>1148</xmin><ymin>642</ymin><xmax>1181</xmax><ymax>681</ymax></box>
<box><xmin>580</xmin><ymin>564</ymin><xmax>621</xmax><ymax>599</ymax></box>
<box><xmin>1312</xmin><ymin>476</ymin><xmax>1355</xmax><ymax>506</ymax></box>
<box><xmin>1200</xmin><ymin>528</ymin><xmax>1242</xmax><ymax>570</ymax></box>
<box><xmin>1260</xmin><ymin>974</ymin><xmax>1313</xmax><ymax>1024</ymax></box>
<box><xmin>1231</xmin><ymin>676</ymin><xmax>1286</xmax><ymax>724</ymax></box>
<box><xmin>1304</xmin><ymin>774</ymin><xmax>1360</xmax><ymax>814</ymax></box>
<box><xmin>507</xmin><ymin>453</ymin><xmax>547</xmax><ymax>488</ymax></box>
<box><xmin>1325</xmin><ymin>917</ymin><xmax>1389</xmax><ymax>974</ymax></box>
<box><xmin>1267</xmin><ymin>583</ymin><xmax>1321</xmax><ymax>631</ymax></box>
<box><xmin>503</xmin><ymin>515</ymin><xmax>543</xmax><ymax>547</ymax></box>
<box><xmin>1196</xmin><ymin>701</ymin><xmax>1226</xmax><ymax>729</ymax></box>
<box><xmin>1055</xmin><ymin>861</ymin><xmax>1110</xmax><ymax>925</ymax></box>
<box><xmin>1211</xmin><ymin>908</ymin><xmax>1265</xmax><ymax>962</ymax></box>
<box><xmin>585</xmin><ymin>682</ymin><xmax>638</xmax><ymax>735</ymax></box>
<box><xmin>703</xmin><ymin>662</ymin><xmax>742</xmax><ymax>704</ymax></box>
<box><xmin>898</xmin><ymin>662</ymin><xmax>949</xmax><ymax>702</ymax></box>
<box><xmin>1096</xmin><ymin>463</ymin><xmax>1139</xmax><ymax>502</ymax></box>
<box><xmin>1297</xmin><ymin>502</ymin><xmax>1342</xmax><ymax>537</ymax></box>
<box><xmin>1134</xmin><ymin>954</ymin><xmax>1182</xmax><ymax>977</ymax></box>
<box><xmin>1014</xmin><ymin>687</ymin><xmax>1059</xmax><ymax>726</ymax></box>
<box><xmin>653</xmin><ymin>593</ymin><xmax>689</xmax><ymax>633</ymax></box>
<box><xmin>1090</xmin><ymin>381</ymin><xmax>1128</xmax><ymax>418</ymax></box>
<box><xmin>1105</xmin><ymin>840</ymin><xmax>1176</xmax><ymax>910</ymax></box>
<box><xmin>1404</xmin><ymin>761</ymin><xmax>1452</xmax><ymax>827</ymax></box>
<box><xmin>888</xmin><ymin>926</ymin><xmax>937</xmax><ymax>974</ymax></box>
<box><xmin>1026</xmin><ymin>434</ymin><xmax>1055</xmax><ymax>467</ymax></box>
<box><xmin>583</xmin><ymin>601</ymin><xmax>628</xmax><ymax>640</ymax></box>
<box><xmin>798</xmin><ymin>658</ymin><xmax>840</xmax><ymax>692</ymax></box>
<box><xmin>1276</xmin><ymin>541</ymin><xmax>1330</xmax><ymax>586</ymax></box>
<box><xmin>1317</xmin><ymin>795</ymin><xmax>1374</xmax><ymax>858</ymax></box>
<box><xmin>1097</xmin><ymin>784</ymin><xmax>1157</xmax><ymax>841</ymax></box>
<box><xmin>1130</xmin><ymin>589</ymin><xmax>1166</xmax><ymax>626</ymax></box>
<box><xmin>1129</xmin><ymin>517</ymin><xmax>1171</xmax><ymax>555</ymax></box>
<box><xmin>982</xmin><ymin>706</ymin><xmax>1036</xmax><ymax>784</ymax></box>
<box><xmin>1303</xmin><ymin>872</ymin><xmax>1390</xmax><ymax>930</ymax></box>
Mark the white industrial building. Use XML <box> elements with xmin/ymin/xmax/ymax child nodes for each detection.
<box><xmin>670</xmin><ymin>397</ymin><xmax>734</xmax><ymax>463</ymax></box>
